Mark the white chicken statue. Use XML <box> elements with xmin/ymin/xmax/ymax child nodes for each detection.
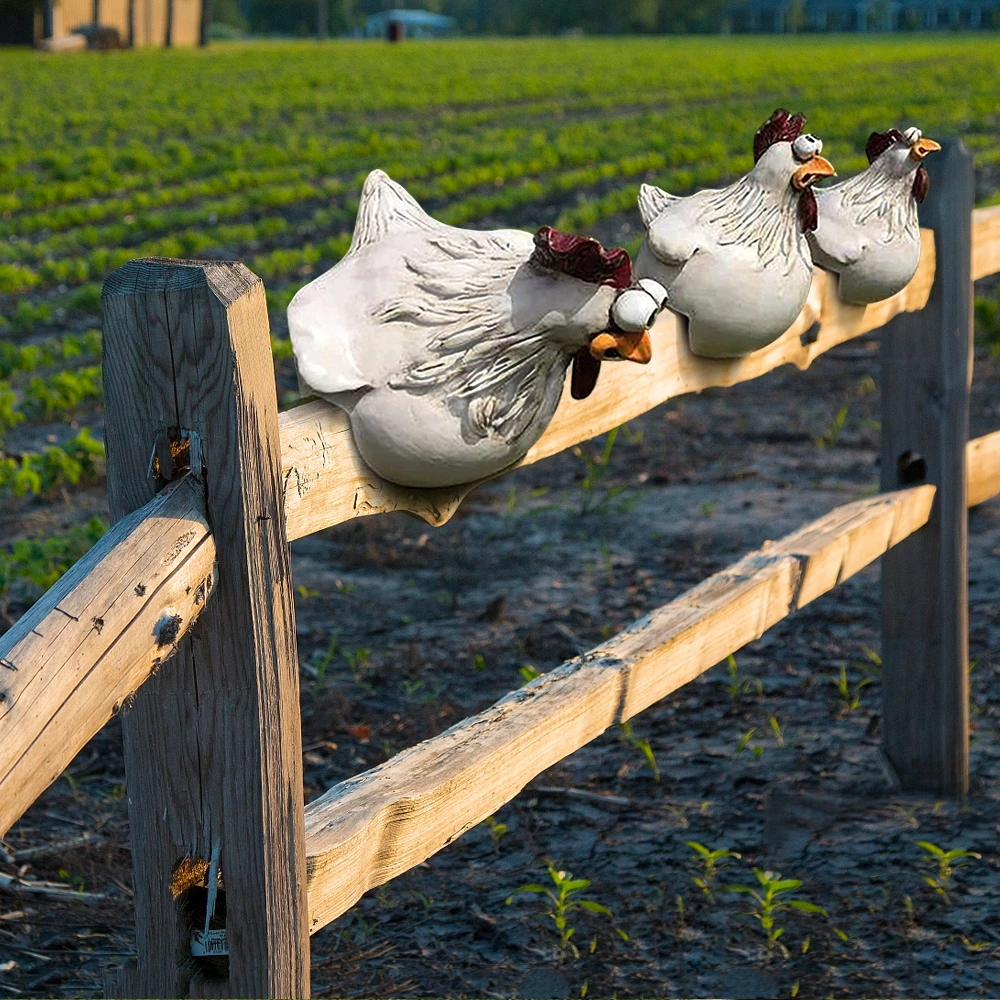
<box><xmin>289</xmin><ymin>170</ymin><xmax>667</xmax><ymax>489</ymax></box>
<box><xmin>808</xmin><ymin>126</ymin><xmax>941</xmax><ymax>305</ymax></box>
<box><xmin>635</xmin><ymin>109</ymin><xmax>836</xmax><ymax>359</ymax></box>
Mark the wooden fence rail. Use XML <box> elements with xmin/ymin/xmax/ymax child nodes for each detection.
<box><xmin>0</xmin><ymin>146</ymin><xmax>999</xmax><ymax>997</ymax></box>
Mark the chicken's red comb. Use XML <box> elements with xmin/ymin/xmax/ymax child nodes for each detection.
<box><xmin>530</xmin><ymin>227</ymin><xmax>632</xmax><ymax>289</ymax></box>
<box><xmin>753</xmin><ymin>109</ymin><xmax>807</xmax><ymax>163</ymax></box>
<box><xmin>866</xmin><ymin>128</ymin><xmax>906</xmax><ymax>164</ymax></box>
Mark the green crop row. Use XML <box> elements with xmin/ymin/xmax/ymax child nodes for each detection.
<box><xmin>0</xmin><ymin>330</ymin><xmax>102</xmax><ymax>378</ymax></box>
<box><xmin>0</xmin><ymin>365</ymin><xmax>103</xmax><ymax>442</ymax></box>
<box><xmin>0</xmin><ymin>427</ymin><xmax>105</xmax><ymax>501</ymax></box>
<box><xmin>0</xmin><ymin>515</ymin><xmax>107</xmax><ymax>616</ymax></box>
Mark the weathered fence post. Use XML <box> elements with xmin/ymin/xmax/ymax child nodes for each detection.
<box><xmin>100</xmin><ymin>260</ymin><xmax>310</xmax><ymax>998</ymax></box>
<box><xmin>880</xmin><ymin>139</ymin><xmax>973</xmax><ymax>796</ymax></box>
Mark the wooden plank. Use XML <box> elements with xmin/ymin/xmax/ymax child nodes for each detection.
<box><xmin>278</xmin><ymin>236</ymin><xmax>936</xmax><ymax>540</ymax></box>
<box><xmin>0</xmin><ymin>475</ymin><xmax>214</xmax><ymax>840</ymax></box>
<box><xmin>303</xmin><ymin>485</ymin><xmax>935</xmax><ymax>935</ymax></box>
<box><xmin>972</xmin><ymin>204</ymin><xmax>1000</xmax><ymax>281</ymax></box>
<box><xmin>5</xmin><ymin>425</ymin><xmax>995</xmax><ymax>850</ymax></box>
<box><xmin>880</xmin><ymin>139</ymin><xmax>973</xmax><ymax>797</ymax></box>
<box><xmin>101</xmin><ymin>260</ymin><xmax>310</xmax><ymax>999</ymax></box>
<box><xmin>968</xmin><ymin>429</ymin><xmax>1000</xmax><ymax>508</ymax></box>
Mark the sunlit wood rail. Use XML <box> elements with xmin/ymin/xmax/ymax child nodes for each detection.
<box><xmin>0</xmin><ymin>476</ymin><xmax>215</xmax><ymax>838</ymax></box>
<box><xmin>303</xmin><ymin>485</ymin><xmax>935</xmax><ymax>932</ymax></box>
<box><xmin>0</xmin><ymin>170</ymin><xmax>998</xmax><ymax>997</ymax></box>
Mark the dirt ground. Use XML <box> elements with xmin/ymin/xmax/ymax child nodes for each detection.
<box><xmin>2</xmin><ymin>291</ymin><xmax>1000</xmax><ymax>998</ymax></box>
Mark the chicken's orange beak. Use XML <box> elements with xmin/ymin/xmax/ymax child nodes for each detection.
<box><xmin>910</xmin><ymin>137</ymin><xmax>941</xmax><ymax>161</ymax></box>
<box><xmin>792</xmin><ymin>155</ymin><xmax>836</xmax><ymax>191</ymax></box>
<box><xmin>588</xmin><ymin>329</ymin><xmax>653</xmax><ymax>364</ymax></box>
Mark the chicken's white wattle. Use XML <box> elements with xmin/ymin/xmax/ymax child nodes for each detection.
<box><xmin>635</xmin><ymin>109</ymin><xmax>835</xmax><ymax>359</ymax></box>
<box><xmin>288</xmin><ymin>170</ymin><xmax>661</xmax><ymax>489</ymax></box>
<box><xmin>808</xmin><ymin>126</ymin><xmax>940</xmax><ymax>305</ymax></box>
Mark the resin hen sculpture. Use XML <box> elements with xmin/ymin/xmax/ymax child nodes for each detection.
<box><xmin>289</xmin><ymin>170</ymin><xmax>667</xmax><ymax>489</ymax></box>
<box><xmin>636</xmin><ymin>109</ymin><xmax>836</xmax><ymax>359</ymax></box>
<box><xmin>808</xmin><ymin>127</ymin><xmax>940</xmax><ymax>305</ymax></box>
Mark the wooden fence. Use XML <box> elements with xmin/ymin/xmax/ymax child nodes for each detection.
<box><xmin>1</xmin><ymin>139</ymin><xmax>1000</xmax><ymax>998</ymax></box>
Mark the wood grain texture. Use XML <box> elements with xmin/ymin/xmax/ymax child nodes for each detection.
<box><xmin>968</xmin><ymin>429</ymin><xmax>1000</xmax><ymax>508</ymax></box>
<box><xmin>0</xmin><ymin>475</ymin><xmax>214</xmax><ymax>840</ymax></box>
<box><xmin>880</xmin><ymin>139</ymin><xmax>973</xmax><ymax>796</ymax></box>
<box><xmin>278</xmin><ymin>233</ymin><xmax>936</xmax><ymax>539</ymax></box>
<box><xmin>972</xmin><ymin>203</ymin><xmax>1000</xmax><ymax>281</ymax></box>
<box><xmin>101</xmin><ymin>259</ymin><xmax>309</xmax><ymax>999</ymax></box>
<box><xmin>303</xmin><ymin>485</ymin><xmax>935</xmax><ymax>935</ymax></box>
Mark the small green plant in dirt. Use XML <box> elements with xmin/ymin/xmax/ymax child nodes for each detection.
<box><xmin>769</xmin><ymin>716</ymin><xmax>785</xmax><ymax>747</ymax></box>
<box><xmin>816</xmin><ymin>404</ymin><xmax>849</xmax><ymax>449</ymax></box>
<box><xmin>724</xmin><ymin>868</ymin><xmax>828</xmax><ymax>962</ymax></box>
<box><xmin>343</xmin><ymin>646</ymin><xmax>372</xmax><ymax>684</ymax></box>
<box><xmin>914</xmin><ymin>840</ymin><xmax>982</xmax><ymax>904</ymax></box>
<box><xmin>618</xmin><ymin>719</ymin><xmax>660</xmax><ymax>780</ymax></box>
<box><xmin>831</xmin><ymin>664</ymin><xmax>870</xmax><ymax>714</ymax></box>
<box><xmin>309</xmin><ymin>636</ymin><xmax>339</xmax><ymax>686</ymax></box>
<box><xmin>571</xmin><ymin>427</ymin><xmax>636</xmax><ymax>516</ymax></box>
<box><xmin>482</xmin><ymin>814</ymin><xmax>507</xmax><ymax>849</ymax></box>
<box><xmin>519</xmin><ymin>664</ymin><xmax>543</xmax><ymax>685</ymax></box>
<box><xmin>685</xmin><ymin>841</ymin><xmax>741</xmax><ymax>903</ymax></box>
<box><xmin>723</xmin><ymin>653</ymin><xmax>762</xmax><ymax>701</ymax></box>
<box><xmin>506</xmin><ymin>864</ymin><xmax>623</xmax><ymax>962</ymax></box>
<box><xmin>733</xmin><ymin>728</ymin><xmax>764</xmax><ymax>760</ymax></box>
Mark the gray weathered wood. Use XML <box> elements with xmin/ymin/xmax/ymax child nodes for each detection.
<box><xmin>880</xmin><ymin>139</ymin><xmax>973</xmax><ymax>796</ymax></box>
<box><xmin>0</xmin><ymin>475</ymin><xmax>214</xmax><ymax>841</ymax></box>
<box><xmin>101</xmin><ymin>259</ymin><xmax>309</xmax><ymax>998</ymax></box>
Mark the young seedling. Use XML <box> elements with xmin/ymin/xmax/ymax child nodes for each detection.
<box><xmin>816</xmin><ymin>403</ymin><xmax>849</xmax><ymax>450</ymax></box>
<box><xmin>684</xmin><ymin>841</ymin><xmax>741</xmax><ymax>903</ymax></box>
<box><xmin>307</xmin><ymin>635</ymin><xmax>339</xmax><ymax>686</ymax></box>
<box><xmin>506</xmin><ymin>864</ymin><xmax>621</xmax><ymax>962</ymax></box>
<box><xmin>483</xmin><ymin>814</ymin><xmax>507</xmax><ymax>850</ymax></box>
<box><xmin>724</xmin><ymin>653</ymin><xmax>762</xmax><ymax>701</ymax></box>
<box><xmin>618</xmin><ymin>720</ymin><xmax>661</xmax><ymax>781</ymax></box>
<box><xmin>343</xmin><ymin>646</ymin><xmax>372</xmax><ymax>685</ymax></box>
<box><xmin>519</xmin><ymin>664</ymin><xmax>543</xmax><ymax>686</ymax></box>
<box><xmin>832</xmin><ymin>664</ymin><xmax>870</xmax><ymax>714</ymax></box>
<box><xmin>472</xmin><ymin>653</ymin><xmax>487</xmax><ymax>672</ymax></box>
<box><xmin>733</xmin><ymin>728</ymin><xmax>756</xmax><ymax>759</ymax></box>
<box><xmin>572</xmin><ymin>427</ymin><xmax>628</xmax><ymax>516</ymax></box>
<box><xmin>769</xmin><ymin>716</ymin><xmax>785</xmax><ymax>747</ymax></box>
<box><xmin>724</xmin><ymin>868</ymin><xmax>828</xmax><ymax>962</ymax></box>
<box><xmin>914</xmin><ymin>840</ymin><xmax>982</xmax><ymax>904</ymax></box>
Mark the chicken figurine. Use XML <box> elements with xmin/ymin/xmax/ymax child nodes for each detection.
<box><xmin>635</xmin><ymin>109</ymin><xmax>836</xmax><ymax>359</ymax></box>
<box><xmin>289</xmin><ymin>170</ymin><xmax>667</xmax><ymax>489</ymax></box>
<box><xmin>808</xmin><ymin>126</ymin><xmax>941</xmax><ymax>305</ymax></box>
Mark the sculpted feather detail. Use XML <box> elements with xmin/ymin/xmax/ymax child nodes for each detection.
<box><xmin>288</xmin><ymin>169</ymin><xmax>664</xmax><ymax>488</ymax></box>
<box><xmin>384</xmin><ymin>236</ymin><xmax>565</xmax><ymax>445</ymax></box>
<box><xmin>825</xmin><ymin>160</ymin><xmax>918</xmax><ymax>244</ymax></box>
<box><xmin>701</xmin><ymin>174</ymin><xmax>806</xmax><ymax>273</ymax></box>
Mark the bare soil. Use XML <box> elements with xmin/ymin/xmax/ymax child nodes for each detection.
<box><xmin>2</xmin><ymin>313</ymin><xmax>1000</xmax><ymax>999</ymax></box>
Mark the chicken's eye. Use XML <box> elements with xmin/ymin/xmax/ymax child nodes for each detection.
<box><xmin>903</xmin><ymin>126</ymin><xmax>922</xmax><ymax>146</ymax></box>
<box><xmin>612</xmin><ymin>288</ymin><xmax>659</xmax><ymax>332</ymax></box>
<box><xmin>792</xmin><ymin>134</ymin><xmax>822</xmax><ymax>161</ymax></box>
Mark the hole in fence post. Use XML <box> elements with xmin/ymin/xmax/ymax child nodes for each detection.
<box><xmin>171</xmin><ymin>853</ymin><xmax>229</xmax><ymax>985</ymax></box>
<box><xmin>897</xmin><ymin>450</ymin><xmax>927</xmax><ymax>485</ymax></box>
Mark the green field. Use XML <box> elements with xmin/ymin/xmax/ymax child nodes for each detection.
<box><xmin>1</xmin><ymin>35</ymin><xmax>1000</xmax><ymax>604</ymax></box>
